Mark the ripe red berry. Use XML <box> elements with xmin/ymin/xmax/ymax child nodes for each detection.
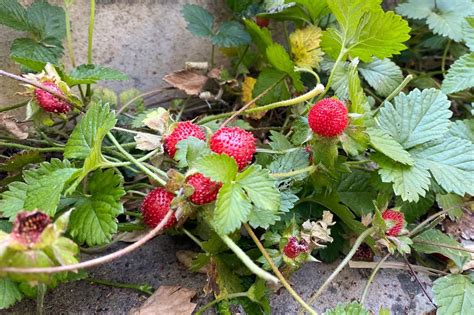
<box><xmin>186</xmin><ymin>173</ymin><xmax>222</xmax><ymax>205</ymax></box>
<box><xmin>381</xmin><ymin>209</ymin><xmax>405</xmax><ymax>236</ymax></box>
<box><xmin>308</xmin><ymin>98</ymin><xmax>348</xmax><ymax>137</ymax></box>
<box><xmin>209</xmin><ymin>127</ymin><xmax>256</xmax><ymax>170</ymax></box>
<box><xmin>164</xmin><ymin>121</ymin><xmax>206</xmax><ymax>158</ymax></box>
<box><xmin>141</xmin><ymin>188</ymin><xmax>177</xmax><ymax>229</ymax></box>
<box><xmin>256</xmin><ymin>16</ymin><xmax>270</xmax><ymax>28</ymax></box>
<box><xmin>283</xmin><ymin>236</ymin><xmax>309</xmax><ymax>259</ymax></box>
<box><xmin>34</xmin><ymin>81</ymin><xmax>71</xmax><ymax>113</ymax></box>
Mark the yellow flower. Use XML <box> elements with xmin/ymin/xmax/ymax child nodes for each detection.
<box><xmin>242</xmin><ymin>76</ymin><xmax>266</xmax><ymax>120</ymax></box>
<box><xmin>290</xmin><ymin>25</ymin><xmax>324</xmax><ymax>69</ymax></box>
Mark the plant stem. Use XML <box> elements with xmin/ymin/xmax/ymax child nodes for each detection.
<box><xmin>0</xmin><ymin>101</ymin><xmax>28</xmax><ymax>113</ymax></box>
<box><xmin>182</xmin><ymin>228</ymin><xmax>204</xmax><ymax>249</ymax></box>
<box><xmin>270</xmin><ymin>165</ymin><xmax>317</xmax><ymax>178</ymax></box>
<box><xmin>210</xmin><ymin>45</ymin><xmax>215</xmax><ymax>68</ymax></box>
<box><xmin>103</xmin><ymin>148</ymin><xmax>160</xmax><ymax>168</ymax></box>
<box><xmin>116</xmin><ymin>87</ymin><xmax>169</xmax><ymax>115</ymax></box>
<box><xmin>402</xmin><ymin>255</ymin><xmax>435</xmax><ymax>306</ymax></box>
<box><xmin>124</xmin><ymin>210</ymin><xmax>143</xmax><ymax>217</ymax></box>
<box><xmin>441</xmin><ymin>39</ymin><xmax>452</xmax><ymax>74</ymax></box>
<box><xmin>243</xmin><ymin>224</ymin><xmax>318</xmax><ymax>315</ymax></box>
<box><xmin>381</xmin><ymin>74</ymin><xmax>414</xmax><ymax>105</ymax></box>
<box><xmin>0</xmin><ymin>210</ymin><xmax>173</xmax><ymax>274</ymax></box>
<box><xmin>233</xmin><ymin>45</ymin><xmax>249</xmax><ymax>74</ymax></box>
<box><xmin>304</xmin><ymin>227</ymin><xmax>375</xmax><ymax>311</ymax></box>
<box><xmin>107</xmin><ymin>132</ymin><xmax>167</xmax><ymax>186</ymax></box>
<box><xmin>85</xmin><ymin>277</ymin><xmax>154</xmax><ymax>295</ymax></box>
<box><xmin>349</xmin><ymin>260</ymin><xmax>448</xmax><ymax>276</ymax></box>
<box><xmin>408</xmin><ymin>208</ymin><xmax>451</xmax><ymax>237</ymax></box>
<box><xmin>196</xmin><ymin>292</ymin><xmax>248</xmax><ymax>315</ymax></box>
<box><xmin>118</xmin><ymin>222</ymin><xmax>145</xmax><ymax>232</ymax></box>
<box><xmin>413</xmin><ymin>240</ymin><xmax>474</xmax><ymax>253</ymax></box>
<box><xmin>219</xmin><ymin>233</ymin><xmax>279</xmax><ymax>284</ymax></box>
<box><xmin>317</xmin><ymin>49</ymin><xmax>346</xmax><ymax>101</ymax></box>
<box><xmin>64</xmin><ymin>1</ymin><xmax>76</xmax><ymax>68</ymax></box>
<box><xmin>36</xmin><ymin>283</ymin><xmax>46</xmax><ymax>315</ymax></box>
<box><xmin>0</xmin><ymin>142</ymin><xmax>64</xmax><ymax>152</ymax></box>
<box><xmin>360</xmin><ymin>253</ymin><xmax>390</xmax><ymax>304</ymax></box>
<box><xmin>86</xmin><ymin>0</ymin><xmax>96</xmax><ymax>99</ymax></box>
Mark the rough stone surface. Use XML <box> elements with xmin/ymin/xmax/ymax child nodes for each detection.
<box><xmin>6</xmin><ymin>234</ymin><xmax>435</xmax><ymax>314</ymax></box>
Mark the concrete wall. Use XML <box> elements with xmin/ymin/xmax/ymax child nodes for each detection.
<box><xmin>0</xmin><ymin>0</ymin><xmax>228</xmax><ymax>110</ymax></box>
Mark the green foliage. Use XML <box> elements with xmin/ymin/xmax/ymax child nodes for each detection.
<box><xmin>367</xmin><ymin>128</ymin><xmax>414</xmax><ymax>165</ymax></box>
<box><xmin>212</xmin><ymin>21</ymin><xmax>251</xmax><ymax>47</ymax></box>
<box><xmin>358</xmin><ymin>58</ymin><xmax>404</xmax><ymax>97</ymax></box>
<box><xmin>324</xmin><ymin>301</ymin><xmax>370</xmax><ymax>315</ymax></box>
<box><xmin>266</xmin><ymin>43</ymin><xmax>303</xmax><ymax>91</ymax></box>
<box><xmin>337</xmin><ymin>170</ymin><xmax>377</xmax><ymax>216</ymax></box>
<box><xmin>413</xmin><ymin>229</ymin><xmax>470</xmax><ymax>269</ymax></box>
<box><xmin>396</xmin><ymin>193</ymin><xmax>435</xmax><ymax>223</ymax></box>
<box><xmin>433</xmin><ymin>275</ymin><xmax>474</xmax><ymax>315</ymax></box>
<box><xmin>0</xmin><ymin>151</ymin><xmax>44</xmax><ymax>173</ymax></box>
<box><xmin>442</xmin><ymin>52</ymin><xmax>474</xmax><ymax>94</ymax></box>
<box><xmin>253</xmin><ymin>69</ymin><xmax>289</xmax><ymax>106</ymax></box>
<box><xmin>0</xmin><ymin>278</ymin><xmax>23</xmax><ymax>310</ymax></box>
<box><xmin>436</xmin><ymin>193</ymin><xmax>464</xmax><ymax>220</ymax></box>
<box><xmin>65</xmin><ymin>64</ymin><xmax>128</xmax><ymax>86</ymax></box>
<box><xmin>195</xmin><ymin>154</ymin><xmax>239</xmax><ymax>184</ymax></box>
<box><xmin>174</xmin><ymin>137</ymin><xmax>211</xmax><ymax>168</ymax></box>
<box><xmin>243</xmin><ymin>19</ymin><xmax>273</xmax><ymax>54</ymax></box>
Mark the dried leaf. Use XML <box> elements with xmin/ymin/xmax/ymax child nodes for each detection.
<box><xmin>117</xmin><ymin>230</ymin><xmax>150</xmax><ymax>243</ymax></box>
<box><xmin>134</xmin><ymin>133</ymin><xmax>162</xmax><ymax>151</ymax></box>
<box><xmin>142</xmin><ymin>108</ymin><xmax>170</xmax><ymax>133</ymax></box>
<box><xmin>289</xmin><ymin>25</ymin><xmax>324</xmax><ymax>69</ymax></box>
<box><xmin>176</xmin><ymin>250</ymin><xmax>207</xmax><ymax>273</ymax></box>
<box><xmin>163</xmin><ymin>70</ymin><xmax>208</xmax><ymax>95</ymax></box>
<box><xmin>0</xmin><ymin>113</ymin><xmax>28</xmax><ymax>139</ymax></box>
<box><xmin>130</xmin><ymin>286</ymin><xmax>197</xmax><ymax>315</ymax></box>
<box><xmin>242</xmin><ymin>76</ymin><xmax>266</xmax><ymax>120</ymax></box>
<box><xmin>442</xmin><ymin>210</ymin><xmax>474</xmax><ymax>240</ymax></box>
<box><xmin>301</xmin><ymin>210</ymin><xmax>335</xmax><ymax>248</ymax></box>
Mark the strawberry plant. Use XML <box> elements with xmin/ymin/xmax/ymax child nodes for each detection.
<box><xmin>1</xmin><ymin>0</ymin><xmax>473</xmax><ymax>314</ymax></box>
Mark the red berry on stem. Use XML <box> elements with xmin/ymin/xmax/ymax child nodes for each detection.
<box><xmin>283</xmin><ymin>236</ymin><xmax>309</xmax><ymax>259</ymax></box>
<box><xmin>186</xmin><ymin>173</ymin><xmax>222</xmax><ymax>205</ymax></box>
<box><xmin>164</xmin><ymin>121</ymin><xmax>206</xmax><ymax>158</ymax></box>
<box><xmin>308</xmin><ymin>98</ymin><xmax>348</xmax><ymax>137</ymax></box>
<box><xmin>141</xmin><ymin>188</ymin><xmax>177</xmax><ymax>229</ymax></box>
<box><xmin>210</xmin><ymin>127</ymin><xmax>256</xmax><ymax>170</ymax></box>
<box><xmin>381</xmin><ymin>209</ymin><xmax>405</xmax><ymax>236</ymax></box>
<box><xmin>34</xmin><ymin>81</ymin><xmax>71</xmax><ymax>113</ymax></box>
<box><xmin>256</xmin><ymin>16</ymin><xmax>270</xmax><ymax>28</ymax></box>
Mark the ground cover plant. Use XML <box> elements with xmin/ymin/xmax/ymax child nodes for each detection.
<box><xmin>0</xmin><ymin>0</ymin><xmax>473</xmax><ymax>314</ymax></box>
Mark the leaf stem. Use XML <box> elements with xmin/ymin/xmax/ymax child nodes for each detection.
<box><xmin>317</xmin><ymin>49</ymin><xmax>346</xmax><ymax>101</ymax></box>
<box><xmin>85</xmin><ymin>277</ymin><xmax>154</xmax><ymax>295</ymax></box>
<box><xmin>182</xmin><ymin>228</ymin><xmax>204</xmax><ymax>249</ymax></box>
<box><xmin>441</xmin><ymin>39</ymin><xmax>452</xmax><ymax>74</ymax></box>
<box><xmin>304</xmin><ymin>227</ymin><xmax>375</xmax><ymax>312</ymax></box>
<box><xmin>270</xmin><ymin>165</ymin><xmax>317</xmax><ymax>178</ymax></box>
<box><xmin>116</xmin><ymin>87</ymin><xmax>170</xmax><ymax>115</ymax></box>
<box><xmin>196</xmin><ymin>292</ymin><xmax>249</xmax><ymax>315</ymax></box>
<box><xmin>243</xmin><ymin>224</ymin><xmax>318</xmax><ymax>315</ymax></box>
<box><xmin>0</xmin><ymin>101</ymin><xmax>28</xmax><ymax>113</ymax></box>
<box><xmin>36</xmin><ymin>283</ymin><xmax>46</xmax><ymax>315</ymax></box>
<box><xmin>360</xmin><ymin>253</ymin><xmax>390</xmax><ymax>304</ymax></box>
<box><xmin>0</xmin><ymin>142</ymin><xmax>64</xmax><ymax>152</ymax></box>
<box><xmin>86</xmin><ymin>0</ymin><xmax>96</xmax><ymax>99</ymax></box>
<box><xmin>219</xmin><ymin>233</ymin><xmax>279</xmax><ymax>284</ymax></box>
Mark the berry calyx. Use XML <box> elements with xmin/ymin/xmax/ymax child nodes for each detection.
<box><xmin>34</xmin><ymin>81</ymin><xmax>71</xmax><ymax>113</ymax></box>
<box><xmin>186</xmin><ymin>173</ymin><xmax>222</xmax><ymax>205</ymax></box>
<box><xmin>209</xmin><ymin>127</ymin><xmax>256</xmax><ymax>170</ymax></box>
<box><xmin>164</xmin><ymin>121</ymin><xmax>206</xmax><ymax>158</ymax></box>
<box><xmin>256</xmin><ymin>16</ymin><xmax>270</xmax><ymax>28</ymax></box>
<box><xmin>308</xmin><ymin>98</ymin><xmax>348</xmax><ymax>137</ymax></box>
<box><xmin>381</xmin><ymin>209</ymin><xmax>405</xmax><ymax>236</ymax></box>
<box><xmin>283</xmin><ymin>236</ymin><xmax>309</xmax><ymax>259</ymax></box>
<box><xmin>141</xmin><ymin>188</ymin><xmax>177</xmax><ymax>229</ymax></box>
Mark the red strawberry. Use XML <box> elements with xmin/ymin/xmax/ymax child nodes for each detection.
<box><xmin>256</xmin><ymin>16</ymin><xmax>270</xmax><ymax>28</ymax></box>
<box><xmin>381</xmin><ymin>209</ymin><xmax>405</xmax><ymax>236</ymax></box>
<box><xmin>164</xmin><ymin>121</ymin><xmax>206</xmax><ymax>158</ymax></box>
<box><xmin>209</xmin><ymin>127</ymin><xmax>256</xmax><ymax>170</ymax></box>
<box><xmin>283</xmin><ymin>236</ymin><xmax>309</xmax><ymax>259</ymax></box>
<box><xmin>34</xmin><ymin>81</ymin><xmax>71</xmax><ymax>113</ymax></box>
<box><xmin>141</xmin><ymin>188</ymin><xmax>176</xmax><ymax>229</ymax></box>
<box><xmin>186</xmin><ymin>173</ymin><xmax>222</xmax><ymax>205</ymax></box>
<box><xmin>308</xmin><ymin>98</ymin><xmax>348</xmax><ymax>137</ymax></box>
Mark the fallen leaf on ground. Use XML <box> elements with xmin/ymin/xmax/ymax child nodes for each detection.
<box><xmin>0</xmin><ymin>113</ymin><xmax>28</xmax><ymax>139</ymax></box>
<box><xmin>129</xmin><ymin>286</ymin><xmax>197</xmax><ymax>315</ymax></box>
<box><xmin>163</xmin><ymin>70</ymin><xmax>208</xmax><ymax>95</ymax></box>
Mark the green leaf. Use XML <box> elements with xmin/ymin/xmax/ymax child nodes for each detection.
<box><xmin>65</xmin><ymin>64</ymin><xmax>128</xmax><ymax>86</ymax></box>
<box><xmin>268</xmin><ymin>130</ymin><xmax>293</xmax><ymax>151</ymax></box>
<box><xmin>266</xmin><ymin>43</ymin><xmax>303</xmax><ymax>91</ymax></box>
<box><xmin>449</xmin><ymin>119</ymin><xmax>474</xmax><ymax>142</ymax></box>
<box><xmin>321</xmin><ymin>59</ymin><xmax>350</xmax><ymax>99</ymax></box>
<box><xmin>248</xmin><ymin>207</ymin><xmax>281</xmax><ymax>229</ymax></box>
<box><xmin>0</xmin><ymin>278</ymin><xmax>23</xmax><ymax>310</ymax></box>
<box><xmin>10</xmin><ymin>37</ymin><xmax>64</xmax><ymax>71</ymax></box>
<box><xmin>0</xmin><ymin>0</ymin><xmax>28</xmax><ymax>31</ymax></box>
<box><xmin>433</xmin><ymin>275</ymin><xmax>474</xmax><ymax>315</ymax></box>
<box><xmin>463</xmin><ymin>17</ymin><xmax>474</xmax><ymax>50</ymax></box>
<box><xmin>340</xmin><ymin>126</ymin><xmax>369</xmax><ymax>156</ymax></box>
<box><xmin>396</xmin><ymin>193</ymin><xmax>435</xmax><ymax>223</ymax></box>
<box><xmin>64</xmin><ymin>102</ymin><xmax>117</xmax><ymax>159</ymax></box>
<box><xmin>214</xmin><ymin>182</ymin><xmax>251</xmax><ymax>234</ymax></box>
<box><xmin>279</xmin><ymin>190</ymin><xmax>299</xmax><ymax>212</ymax></box>
<box><xmin>367</xmin><ymin>128</ymin><xmax>414</xmax><ymax>165</ymax></box>
<box><xmin>0</xmin><ymin>181</ymin><xmax>27</xmax><ymax>220</ymax></box>
<box><xmin>413</xmin><ymin>229</ymin><xmax>470</xmax><ymax>269</ymax></box>
<box><xmin>212</xmin><ymin>21</ymin><xmax>251</xmax><ymax>47</ymax></box>
<box><xmin>181</xmin><ymin>4</ymin><xmax>214</xmax><ymax>38</ymax></box>
<box><xmin>337</xmin><ymin>170</ymin><xmax>377</xmax><ymax>216</ymax></box>
<box><xmin>358</xmin><ymin>58</ymin><xmax>403</xmax><ymax>97</ymax></box>
<box><xmin>268</xmin><ymin>149</ymin><xmax>310</xmax><ymax>183</ymax></box>
<box><xmin>243</xmin><ymin>19</ymin><xmax>273</xmax><ymax>53</ymax></box>
<box><xmin>436</xmin><ymin>193</ymin><xmax>464</xmax><ymax>220</ymax></box>
<box><xmin>348</xmin><ymin>59</ymin><xmax>371</xmax><ymax>122</ymax></box>
<box><xmin>377</xmin><ymin>88</ymin><xmax>452</xmax><ymax>149</ymax></box>
<box><xmin>69</xmin><ymin>169</ymin><xmax>125</xmax><ymax>246</ymax></box>
<box><xmin>293</xmin><ymin>0</ymin><xmax>330</xmax><ymax>23</ymax></box>
<box><xmin>195</xmin><ymin>154</ymin><xmax>238</xmax><ymax>184</ymax></box>
<box><xmin>324</xmin><ymin>302</ymin><xmax>370</xmax><ymax>315</ymax></box>
<box><xmin>252</xmin><ymin>68</ymin><xmax>289</xmax><ymax>106</ymax></box>
<box><xmin>174</xmin><ymin>137</ymin><xmax>211</xmax><ymax>168</ymax></box>
<box><xmin>0</xmin><ymin>151</ymin><xmax>44</xmax><ymax>172</ymax></box>
<box><xmin>26</xmin><ymin>0</ymin><xmax>66</xmax><ymax>40</ymax></box>
<box><xmin>442</xmin><ymin>52</ymin><xmax>474</xmax><ymax>94</ymax></box>
<box><xmin>236</xmin><ymin>165</ymin><xmax>280</xmax><ymax>211</ymax></box>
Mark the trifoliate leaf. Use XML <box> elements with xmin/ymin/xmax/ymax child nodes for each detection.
<box><xmin>0</xmin><ymin>278</ymin><xmax>23</xmax><ymax>310</ymax></box>
<box><xmin>413</xmin><ymin>229</ymin><xmax>470</xmax><ymax>269</ymax></box>
<box><xmin>266</xmin><ymin>43</ymin><xmax>303</xmax><ymax>91</ymax></box>
<box><xmin>237</xmin><ymin>165</ymin><xmax>281</xmax><ymax>211</ymax></box>
<box><xmin>69</xmin><ymin>169</ymin><xmax>125</xmax><ymax>246</ymax></box>
<box><xmin>214</xmin><ymin>182</ymin><xmax>251</xmax><ymax>234</ymax></box>
<box><xmin>433</xmin><ymin>275</ymin><xmax>474</xmax><ymax>315</ymax></box>
<box><xmin>324</xmin><ymin>302</ymin><xmax>370</xmax><ymax>315</ymax></box>
<box><xmin>442</xmin><ymin>52</ymin><xmax>474</xmax><ymax>94</ymax></box>
<box><xmin>411</xmin><ymin>137</ymin><xmax>474</xmax><ymax>197</ymax></box>
<box><xmin>212</xmin><ymin>21</ymin><xmax>251</xmax><ymax>47</ymax></box>
<box><xmin>181</xmin><ymin>4</ymin><xmax>214</xmax><ymax>37</ymax></box>
<box><xmin>174</xmin><ymin>137</ymin><xmax>211</xmax><ymax>168</ymax></box>
<box><xmin>65</xmin><ymin>64</ymin><xmax>128</xmax><ymax>86</ymax></box>
<box><xmin>337</xmin><ymin>170</ymin><xmax>377</xmax><ymax>216</ymax></box>
<box><xmin>195</xmin><ymin>154</ymin><xmax>238</xmax><ymax>184</ymax></box>
<box><xmin>289</xmin><ymin>25</ymin><xmax>324</xmax><ymax>69</ymax></box>
<box><xmin>358</xmin><ymin>58</ymin><xmax>404</xmax><ymax>97</ymax></box>
<box><xmin>65</xmin><ymin>102</ymin><xmax>117</xmax><ymax>159</ymax></box>
<box><xmin>367</xmin><ymin>128</ymin><xmax>414</xmax><ymax>165</ymax></box>
<box><xmin>0</xmin><ymin>0</ymin><xmax>29</xmax><ymax>31</ymax></box>
<box><xmin>248</xmin><ymin>207</ymin><xmax>281</xmax><ymax>229</ymax></box>
<box><xmin>377</xmin><ymin>88</ymin><xmax>452</xmax><ymax>149</ymax></box>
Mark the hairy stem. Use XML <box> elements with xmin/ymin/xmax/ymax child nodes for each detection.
<box><xmin>0</xmin><ymin>142</ymin><xmax>64</xmax><ymax>152</ymax></box>
<box><xmin>317</xmin><ymin>49</ymin><xmax>346</xmax><ymax>101</ymax></box>
<box><xmin>244</xmin><ymin>224</ymin><xmax>318</xmax><ymax>315</ymax></box>
<box><xmin>360</xmin><ymin>254</ymin><xmax>390</xmax><ymax>304</ymax></box>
